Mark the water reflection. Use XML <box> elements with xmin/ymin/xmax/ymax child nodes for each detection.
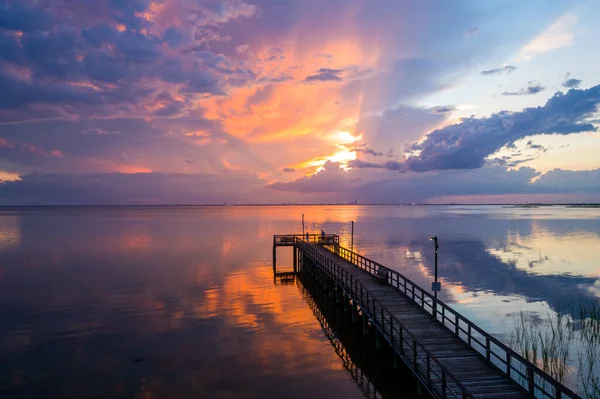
<box><xmin>0</xmin><ymin>207</ymin><xmax>365</xmax><ymax>398</ymax></box>
<box><xmin>0</xmin><ymin>215</ymin><xmax>19</xmax><ymax>249</ymax></box>
<box><xmin>297</xmin><ymin>272</ymin><xmax>424</xmax><ymax>399</ymax></box>
<box><xmin>0</xmin><ymin>205</ymin><xmax>599</xmax><ymax>397</ymax></box>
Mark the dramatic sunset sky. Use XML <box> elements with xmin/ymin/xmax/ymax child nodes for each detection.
<box><xmin>1</xmin><ymin>0</ymin><xmax>600</xmax><ymax>204</ymax></box>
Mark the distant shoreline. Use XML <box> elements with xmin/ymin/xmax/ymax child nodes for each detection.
<box><xmin>1</xmin><ymin>203</ymin><xmax>599</xmax><ymax>208</ymax></box>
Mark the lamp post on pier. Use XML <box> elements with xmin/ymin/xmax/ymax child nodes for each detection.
<box><xmin>430</xmin><ymin>236</ymin><xmax>440</xmax><ymax>318</ymax></box>
<box><xmin>302</xmin><ymin>214</ymin><xmax>305</xmax><ymax>236</ymax></box>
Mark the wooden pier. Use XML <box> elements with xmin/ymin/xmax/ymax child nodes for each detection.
<box><xmin>273</xmin><ymin>234</ymin><xmax>581</xmax><ymax>399</ymax></box>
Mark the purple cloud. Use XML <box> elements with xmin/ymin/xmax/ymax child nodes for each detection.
<box><xmin>0</xmin><ymin>171</ymin><xmax>270</xmax><ymax>205</ymax></box>
<box><xmin>352</xmin><ymin>146</ymin><xmax>383</xmax><ymax>156</ymax></box>
<box><xmin>303</xmin><ymin>68</ymin><xmax>343</xmax><ymax>82</ymax></box>
<box><xmin>481</xmin><ymin>65</ymin><xmax>516</xmax><ymax>75</ymax></box>
<box><xmin>268</xmin><ymin>162</ymin><xmax>600</xmax><ymax>203</ymax></box>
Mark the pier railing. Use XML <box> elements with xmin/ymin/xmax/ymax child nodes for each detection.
<box><xmin>325</xmin><ymin>243</ymin><xmax>579</xmax><ymax>399</ymax></box>
<box><xmin>274</xmin><ymin>234</ymin><xmax>338</xmax><ymax>246</ymax></box>
<box><xmin>297</xmin><ymin>239</ymin><xmax>474</xmax><ymax>399</ymax></box>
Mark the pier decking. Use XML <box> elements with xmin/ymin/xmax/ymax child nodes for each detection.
<box><xmin>273</xmin><ymin>234</ymin><xmax>580</xmax><ymax>399</ymax></box>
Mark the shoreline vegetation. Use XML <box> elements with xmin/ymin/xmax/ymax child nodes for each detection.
<box><xmin>510</xmin><ymin>304</ymin><xmax>600</xmax><ymax>398</ymax></box>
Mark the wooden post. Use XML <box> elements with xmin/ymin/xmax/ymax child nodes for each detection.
<box><xmin>412</xmin><ymin>340</ymin><xmax>417</xmax><ymax>371</ymax></box>
<box><xmin>272</xmin><ymin>246</ymin><xmax>276</xmax><ymax>272</ymax></box>
<box><xmin>293</xmin><ymin>246</ymin><xmax>297</xmax><ymax>273</ymax></box>
<box><xmin>375</xmin><ymin>329</ymin><xmax>382</xmax><ymax>350</ymax></box>
<box><xmin>442</xmin><ymin>371</ymin><xmax>447</xmax><ymax>399</ymax></box>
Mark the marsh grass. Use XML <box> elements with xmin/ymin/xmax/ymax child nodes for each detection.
<box><xmin>510</xmin><ymin>303</ymin><xmax>600</xmax><ymax>398</ymax></box>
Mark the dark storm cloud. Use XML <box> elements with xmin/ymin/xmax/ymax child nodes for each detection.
<box><xmin>0</xmin><ymin>2</ymin><xmax>54</xmax><ymax>32</ymax></box>
<box><xmin>303</xmin><ymin>68</ymin><xmax>343</xmax><ymax>82</ymax></box>
<box><xmin>501</xmin><ymin>81</ymin><xmax>545</xmax><ymax>96</ymax></box>
<box><xmin>481</xmin><ymin>65</ymin><xmax>516</xmax><ymax>75</ymax></box>
<box><xmin>352</xmin><ymin>86</ymin><xmax>600</xmax><ymax>173</ymax></box>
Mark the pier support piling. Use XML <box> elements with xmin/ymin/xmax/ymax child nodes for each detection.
<box><xmin>293</xmin><ymin>247</ymin><xmax>297</xmax><ymax>273</ymax></box>
<box><xmin>375</xmin><ymin>330</ymin><xmax>382</xmax><ymax>350</ymax></box>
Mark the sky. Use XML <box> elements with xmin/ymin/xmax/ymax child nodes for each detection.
<box><xmin>1</xmin><ymin>0</ymin><xmax>600</xmax><ymax>205</ymax></box>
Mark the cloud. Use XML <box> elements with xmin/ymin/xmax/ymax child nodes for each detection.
<box><xmin>0</xmin><ymin>0</ymin><xmax>592</xmax><ymax>205</ymax></box>
<box><xmin>501</xmin><ymin>81</ymin><xmax>545</xmax><ymax>96</ymax></box>
<box><xmin>82</xmin><ymin>128</ymin><xmax>121</xmax><ymax>135</ymax></box>
<box><xmin>268</xmin><ymin>161</ymin><xmax>356</xmax><ymax>193</ymax></box>
<box><xmin>518</xmin><ymin>14</ymin><xmax>579</xmax><ymax>60</ymax></box>
<box><xmin>429</xmin><ymin>106</ymin><xmax>456</xmax><ymax>114</ymax></box>
<box><xmin>563</xmin><ymin>74</ymin><xmax>582</xmax><ymax>88</ymax></box>
<box><xmin>534</xmin><ymin>168</ymin><xmax>600</xmax><ymax>193</ymax></box>
<box><xmin>481</xmin><ymin>65</ymin><xmax>516</xmax><ymax>75</ymax></box>
<box><xmin>4</xmin><ymin>164</ymin><xmax>600</xmax><ymax>205</ymax></box>
<box><xmin>349</xmin><ymin>159</ymin><xmax>405</xmax><ymax>171</ymax></box>
<box><xmin>282</xmin><ymin>167</ymin><xmax>295</xmax><ymax>172</ymax></box>
<box><xmin>0</xmin><ymin>171</ymin><xmax>271</xmax><ymax>205</ymax></box>
<box><xmin>269</xmin><ymin>160</ymin><xmax>600</xmax><ymax>203</ymax></box>
<box><xmin>526</xmin><ymin>140</ymin><xmax>547</xmax><ymax>152</ymax></box>
<box><xmin>352</xmin><ymin>85</ymin><xmax>600</xmax><ymax>172</ymax></box>
<box><xmin>352</xmin><ymin>147</ymin><xmax>383</xmax><ymax>157</ymax></box>
<box><xmin>303</xmin><ymin>68</ymin><xmax>343</xmax><ymax>82</ymax></box>
<box><xmin>465</xmin><ymin>27</ymin><xmax>480</xmax><ymax>37</ymax></box>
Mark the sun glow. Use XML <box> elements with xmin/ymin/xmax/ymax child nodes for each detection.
<box><xmin>329</xmin><ymin>149</ymin><xmax>357</xmax><ymax>164</ymax></box>
<box><xmin>334</xmin><ymin>131</ymin><xmax>363</xmax><ymax>144</ymax></box>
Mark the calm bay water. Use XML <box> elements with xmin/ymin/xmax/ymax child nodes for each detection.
<box><xmin>0</xmin><ymin>205</ymin><xmax>599</xmax><ymax>398</ymax></box>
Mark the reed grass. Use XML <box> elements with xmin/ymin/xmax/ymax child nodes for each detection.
<box><xmin>510</xmin><ymin>302</ymin><xmax>600</xmax><ymax>398</ymax></box>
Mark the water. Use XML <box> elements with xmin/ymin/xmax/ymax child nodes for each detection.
<box><xmin>0</xmin><ymin>205</ymin><xmax>599</xmax><ymax>398</ymax></box>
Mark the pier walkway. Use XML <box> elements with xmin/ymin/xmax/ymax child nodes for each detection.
<box><xmin>272</xmin><ymin>234</ymin><xmax>580</xmax><ymax>399</ymax></box>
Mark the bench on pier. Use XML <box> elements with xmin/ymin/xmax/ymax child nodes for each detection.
<box><xmin>373</xmin><ymin>267</ymin><xmax>388</xmax><ymax>284</ymax></box>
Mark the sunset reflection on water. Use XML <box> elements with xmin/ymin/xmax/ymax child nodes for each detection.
<box><xmin>0</xmin><ymin>205</ymin><xmax>598</xmax><ymax>397</ymax></box>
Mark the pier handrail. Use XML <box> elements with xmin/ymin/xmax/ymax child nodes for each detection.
<box><xmin>325</xmin><ymin>242</ymin><xmax>580</xmax><ymax>399</ymax></box>
<box><xmin>296</xmin><ymin>238</ymin><xmax>475</xmax><ymax>399</ymax></box>
<box><xmin>274</xmin><ymin>234</ymin><xmax>339</xmax><ymax>246</ymax></box>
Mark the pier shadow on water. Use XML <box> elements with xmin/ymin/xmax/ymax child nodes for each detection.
<box><xmin>293</xmin><ymin>270</ymin><xmax>431</xmax><ymax>399</ymax></box>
